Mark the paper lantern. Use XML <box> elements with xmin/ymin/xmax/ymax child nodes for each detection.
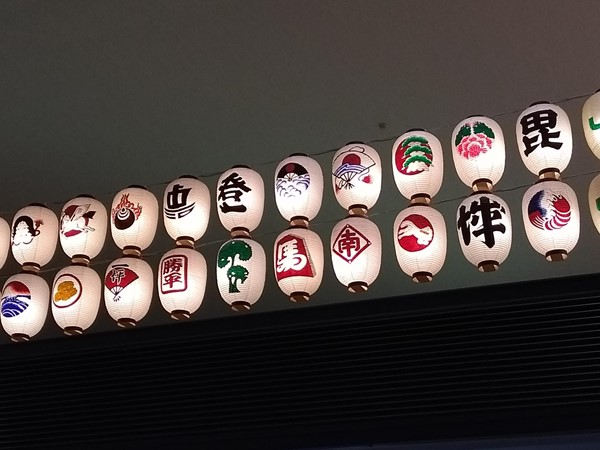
<box><xmin>393</xmin><ymin>205</ymin><xmax>447</xmax><ymax>282</ymax></box>
<box><xmin>451</xmin><ymin>116</ymin><xmax>505</xmax><ymax>191</ymax></box>
<box><xmin>158</xmin><ymin>247</ymin><xmax>207</xmax><ymax>319</ymax></box>
<box><xmin>217</xmin><ymin>166</ymin><xmax>264</xmax><ymax>237</ymax></box>
<box><xmin>582</xmin><ymin>90</ymin><xmax>600</xmax><ymax>159</ymax></box>
<box><xmin>456</xmin><ymin>193</ymin><xmax>512</xmax><ymax>271</ymax></box>
<box><xmin>163</xmin><ymin>176</ymin><xmax>210</xmax><ymax>245</ymax></box>
<box><xmin>104</xmin><ymin>256</ymin><xmax>153</xmax><ymax>327</ymax></box>
<box><xmin>522</xmin><ymin>180</ymin><xmax>579</xmax><ymax>261</ymax></box>
<box><xmin>52</xmin><ymin>264</ymin><xmax>101</xmax><ymax>335</ymax></box>
<box><xmin>331</xmin><ymin>143</ymin><xmax>381</xmax><ymax>215</ymax></box>
<box><xmin>216</xmin><ymin>238</ymin><xmax>266</xmax><ymax>311</ymax></box>
<box><xmin>392</xmin><ymin>129</ymin><xmax>444</xmax><ymax>202</ymax></box>
<box><xmin>59</xmin><ymin>195</ymin><xmax>107</xmax><ymax>263</ymax></box>
<box><xmin>516</xmin><ymin>102</ymin><xmax>572</xmax><ymax>177</ymax></box>
<box><xmin>1</xmin><ymin>273</ymin><xmax>49</xmax><ymax>342</ymax></box>
<box><xmin>11</xmin><ymin>203</ymin><xmax>59</xmax><ymax>271</ymax></box>
<box><xmin>110</xmin><ymin>185</ymin><xmax>159</xmax><ymax>255</ymax></box>
<box><xmin>330</xmin><ymin>216</ymin><xmax>381</xmax><ymax>292</ymax></box>
<box><xmin>588</xmin><ymin>174</ymin><xmax>600</xmax><ymax>235</ymax></box>
<box><xmin>275</xmin><ymin>154</ymin><xmax>323</xmax><ymax>226</ymax></box>
<box><xmin>0</xmin><ymin>218</ymin><xmax>10</xmax><ymax>271</ymax></box>
<box><xmin>274</xmin><ymin>227</ymin><xmax>324</xmax><ymax>302</ymax></box>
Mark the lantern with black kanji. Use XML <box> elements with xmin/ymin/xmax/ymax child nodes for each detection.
<box><xmin>59</xmin><ymin>195</ymin><xmax>107</xmax><ymax>264</ymax></box>
<box><xmin>582</xmin><ymin>90</ymin><xmax>600</xmax><ymax>159</ymax></box>
<box><xmin>0</xmin><ymin>218</ymin><xmax>10</xmax><ymax>271</ymax></box>
<box><xmin>1</xmin><ymin>273</ymin><xmax>49</xmax><ymax>342</ymax></box>
<box><xmin>11</xmin><ymin>203</ymin><xmax>59</xmax><ymax>272</ymax></box>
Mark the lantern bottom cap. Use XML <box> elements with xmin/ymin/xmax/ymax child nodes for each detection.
<box><xmin>122</xmin><ymin>247</ymin><xmax>142</xmax><ymax>258</ymax></box>
<box><xmin>472</xmin><ymin>179</ymin><xmax>493</xmax><ymax>193</ymax></box>
<box><xmin>348</xmin><ymin>205</ymin><xmax>368</xmax><ymax>217</ymax></box>
<box><xmin>348</xmin><ymin>281</ymin><xmax>368</xmax><ymax>293</ymax></box>
<box><xmin>175</xmin><ymin>238</ymin><xmax>195</xmax><ymax>248</ymax></box>
<box><xmin>539</xmin><ymin>169</ymin><xmax>561</xmax><ymax>180</ymax></box>
<box><xmin>170</xmin><ymin>310</ymin><xmax>191</xmax><ymax>320</ymax></box>
<box><xmin>71</xmin><ymin>255</ymin><xmax>91</xmax><ymax>266</ymax></box>
<box><xmin>230</xmin><ymin>228</ymin><xmax>251</xmax><ymax>238</ymax></box>
<box><xmin>289</xmin><ymin>217</ymin><xmax>309</xmax><ymax>228</ymax></box>
<box><xmin>64</xmin><ymin>326</ymin><xmax>83</xmax><ymax>336</ymax></box>
<box><xmin>478</xmin><ymin>260</ymin><xmax>499</xmax><ymax>272</ymax></box>
<box><xmin>11</xmin><ymin>333</ymin><xmax>30</xmax><ymax>343</ymax></box>
<box><xmin>117</xmin><ymin>318</ymin><xmax>137</xmax><ymax>328</ymax></box>
<box><xmin>21</xmin><ymin>263</ymin><xmax>41</xmax><ymax>274</ymax></box>
<box><xmin>290</xmin><ymin>292</ymin><xmax>310</xmax><ymax>303</ymax></box>
<box><xmin>546</xmin><ymin>249</ymin><xmax>568</xmax><ymax>262</ymax></box>
<box><xmin>231</xmin><ymin>301</ymin><xmax>251</xmax><ymax>312</ymax></box>
<box><xmin>410</xmin><ymin>195</ymin><xmax>431</xmax><ymax>205</ymax></box>
<box><xmin>412</xmin><ymin>272</ymin><xmax>433</xmax><ymax>283</ymax></box>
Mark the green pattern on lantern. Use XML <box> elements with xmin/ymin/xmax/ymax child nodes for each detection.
<box><xmin>403</xmin><ymin>143</ymin><xmax>433</xmax><ymax>169</ymax></box>
<box><xmin>455</xmin><ymin>124</ymin><xmax>472</xmax><ymax>146</ymax></box>
<box><xmin>589</xmin><ymin>117</ymin><xmax>600</xmax><ymax>131</ymax></box>
<box><xmin>401</xmin><ymin>135</ymin><xmax>428</xmax><ymax>146</ymax></box>
<box><xmin>595</xmin><ymin>197</ymin><xmax>600</xmax><ymax>212</ymax></box>
<box><xmin>472</xmin><ymin>121</ymin><xmax>495</xmax><ymax>139</ymax></box>
<box><xmin>218</xmin><ymin>240</ymin><xmax>252</xmax><ymax>293</ymax></box>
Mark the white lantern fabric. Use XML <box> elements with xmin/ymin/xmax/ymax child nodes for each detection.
<box><xmin>216</xmin><ymin>238</ymin><xmax>266</xmax><ymax>310</ymax></box>
<box><xmin>163</xmin><ymin>176</ymin><xmax>210</xmax><ymax>243</ymax></box>
<box><xmin>158</xmin><ymin>247</ymin><xmax>207</xmax><ymax>318</ymax></box>
<box><xmin>393</xmin><ymin>205</ymin><xmax>447</xmax><ymax>282</ymax></box>
<box><xmin>451</xmin><ymin>116</ymin><xmax>505</xmax><ymax>189</ymax></box>
<box><xmin>1</xmin><ymin>273</ymin><xmax>49</xmax><ymax>341</ymax></box>
<box><xmin>11</xmin><ymin>204</ymin><xmax>59</xmax><ymax>268</ymax></box>
<box><xmin>522</xmin><ymin>180</ymin><xmax>580</xmax><ymax>260</ymax></box>
<box><xmin>52</xmin><ymin>265</ymin><xmax>101</xmax><ymax>334</ymax></box>
<box><xmin>330</xmin><ymin>216</ymin><xmax>381</xmax><ymax>292</ymax></box>
<box><xmin>392</xmin><ymin>130</ymin><xmax>444</xmax><ymax>201</ymax></box>
<box><xmin>110</xmin><ymin>186</ymin><xmax>159</xmax><ymax>253</ymax></box>
<box><xmin>588</xmin><ymin>174</ymin><xmax>600</xmax><ymax>235</ymax></box>
<box><xmin>274</xmin><ymin>227</ymin><xmax>324</xmax><ymax>302</ymax></box>
<box><xmin>582</xmin><ymin>91</ymin><xmax>600</xmax><ymax>159</ymax></box>
<box><xmin>104</xmin><ymin>256</ymin><xmax>153</xmax><ymax>326</ymax></box>
<box><xmin>456</xmin><ymin>193</ymin><xmax>512</xmax><ymax>271</ymax></box>
<box><xmin>0</xmin><ymin>218</ymin><xmax>10</xmax><ymax>271</ymax></box>
<box><xmin>217</xmin><ymin>167</ymin><xmax>264</xmax><ymax>235</ymax></box>
<box><xmin>516</xmin><ymin>103</ymin><xmax>572</xmax><ymax>176</ymax></box>
<box><xmin>59</xmin><ymin>196</ymin><xmax>108</xmax><ymax>261</ymax></box>
<box><xmin>331</xmin><ymin>143</ymin><xmax>381</xmax><ymax>212</ymax></box>
<box><xmin>275</xmin><ymin>155</ymin><xmax>323</xmax><ymax>223</ymax></box>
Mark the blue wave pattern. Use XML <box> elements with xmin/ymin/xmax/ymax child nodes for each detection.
<box><xmin>1</xmin><ymin>296</ymin><xmax>29</xmax><ymax>318</ymax></box>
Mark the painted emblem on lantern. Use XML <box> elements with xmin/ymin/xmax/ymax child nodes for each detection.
<box><xmin>455</xmin><ymin>121</ymin><xmax>495</xmax><ymax>159</ymax></box>
<box><xmin>164</xmin><ymin>184</ymin><xmax>194</xmax><ymax>219</ymax></box>
<box><xmin>12</xmin><ymin>216</ymin><xmax>42</xmax><ymax>246</ymax></box>
<box><xmin>276</xmin><ymin>163</ymin><xmax>310</xmax><ymax>198</ymax></box>
<box><xmin>520</xmin><ymin>109</ymin><xmax>563</xmax><ymax>156</ymax></box>
<box><xmin>217</xmin><ymin>240</ymin><xmax>252</xmax><ymax>293</ymax></box>
<box><xmin>60</xmin><ymin>204</ymin><xmax>96</xmax><ymax>238</ymax></box>
<box><xmin>332</xmin><ymin>146</ymin><xmax>375</xmax><ymax>192</ymax></box>
<box><xmin>112</xmin><ymin>194</ymin><xmax>142</xmax><ymax>230</ymax></box>
<box><xmin>104</xmin><ymin>264</ymin><xmax>139</xmax><ymax>301</ymax></box>
<box><xmin>218</xmin><ymin>172</ymin><xmax>251</xmax><ymax>213</ymax></box>
<box><xmin>398</xmin><ymin>214</ymin><xmax>434</xmax><ymax>252</ymax></box>
<box><xmin>332</xmin><ymin>224</ymin><xmax>371</xmax><ymax>263</ymax></box>
<box><xmin>458</xmin><ymin>196</ymin><xmax>507</xmax><ymax>248</ymax></box>
<box><xmin>395</xmin><ymin>136</ymin><xmax>434</xmax><ymax>176</ymax></box>
<box><xmin>275</xmin><ymin>234</ymin><xmax>314</xmax><ymax>280</ymax></box>
<box><xmin>52</xmin><ymin>274</ymin><xmax>82</xmax><ymax>308</ymax></box>
<box><xmin>527</xmin><ymin>189</ymin><xmax>571</xmax><ymax>230</ymax></box>
<box><xmin>1</xmin><ymin>281</ymin><xmax>30</xmax><ymax>318</ymax></box>
<box><xmin>160</xmin><ymin>254</ymin><xmax>188</xmax><ymax>294</ymax></box>
<box><xmin>590</xmin><ymin>116</ymin><xmax>600</xmax><ymax>132</ymax></box>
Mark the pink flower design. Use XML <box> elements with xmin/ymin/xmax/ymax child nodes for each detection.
<box><xmin>457</xmin><ymin>133</ymin><xmax>493</xmax><ymax>159</ymax></box>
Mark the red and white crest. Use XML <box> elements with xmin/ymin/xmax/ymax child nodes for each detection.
<box><xmin>397</xmin><ymin>214</ymin><xmax>434</xmax><ymax>252</ymax></box>
<box><xmin>332</xmin><ymin>223</ymin><xmax>371</xmax><ymax>263</ymax></box>
<box><xmin>275</xmin><ymin>234</ymin><xmax>315</xmax><ymax>281</ymax></box>
<box><xmin>160</xmin><ymin>254</ymin><xmax>188</xmax><ymax>294</ymax></box>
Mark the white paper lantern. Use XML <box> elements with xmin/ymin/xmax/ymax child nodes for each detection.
<box><xmin>52</xmin><ymin>265</ymin><xmax>101</xmax><ymax>335</ymax></box>
<box><xmin>392</xmin><ymin>130</ymin><xmax>444</xmax><ymax>201</ymax></box>
<box><xmin>111</xmin><ymin>186</ymin><xmax>159</xmax><ymax>255</ymax></box>
<box><xmin>582</xmin><ymin>90</ymin><xmax>600</xmax><ymax>159</ymax></box>
<box><xmin>59</xmin><ymin>195</ymin><xmax>108</xmax><ymax>263</ymax></box>
<box><xmin>331</xmin><ymin>143</ymin><xmax>381</xmax><ymax>214</ymax></box>
<box><xmin>588</xmin><ymin>174</ymin><xmax>600</xmax><ymax>235</ymax></box>
<box><xmin>274</xmin><ymin>227</ymin><xmax>324</xmax><ymax>302</ymax></box>
<box><xmin>522</xmin><ymin>180</ymin><xmax>579</xmax><ymax>261</ymax></box>
<box><xmin>516</xmin><ymin>102</ymin><xmax>572</xmax><ymax>177</ymax></box>
<box><xmin>330</xmin><ymin>216</ymin><xmax>381</xmax><ymax>292</ymax></box>
<box><xmin>158</xmin><ymin>247</ymin><xmax>207</xmax><ymax>319</ymax></box>
<box><xmin>11</xmin><ymin>204</ymin><xmax>59</xmax><ymax>270</ymax></box>
<box><xmin>216</xmin><ymin>238</ymin><xmax>266</xmax><ymax>311</ymax></box>
<box><xmin>456</xmin><ymin>193</ymin><xmax>512</xmax><ymax>271</ymax></box>
<box><xmin>163</xmin><ymin>176</ymin><xmax>210</xmax><ymax>245</ymax></box>
<box><xmin>1</xmin><ymin>273</ymin><xmax>49</xmax><ymax>342</ymax></box>
<box><xmin>452</xmin><ymin>116</ymin><xmax>505</xmax><ymax>190</ymax></box>
<box><xmin>217</xmin><ymin>166</ymin><xmax>264</xmax><ymax>237</ymax></box>
<box><xmin>275</xmin><ymin>154</ymin><xmax>323</xmax><ymax>225</ymax></box>
<box><xmin>0</xmin><ymin>218</ymin><xmax>10</xmax><ymax>271</ymax></box>
<box><xmin>393</xmin><ymin>205</ymin><xmax>447</xmax><ymax>282</ymax></box>
<box><xmin>104</xmin><ymin>256</ymin><xmax>153</xmax><ymax>327</ymax></box>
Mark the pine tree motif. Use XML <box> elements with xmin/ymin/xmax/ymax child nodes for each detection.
<box><xmin>396</xmin><ymin>135</ymin><xmax>434</xmax><ymax>176</ymax></box>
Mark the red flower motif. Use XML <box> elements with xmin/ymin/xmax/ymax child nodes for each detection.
<box><xmin>457</xmin><ymin>133</ymin><xmax>493</xmax><ymax>159</ymax></box>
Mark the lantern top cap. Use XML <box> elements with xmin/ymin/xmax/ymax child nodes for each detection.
<box><xmin>288</xmin><ymin>152</ymin><xmax>308</xmax><ymax>157</ymax></box>
<box><xmin>27</xmin><ymin>202</ymin><xmax>47</xmax><ymax>208</ymax></box>
<box><xmin>404</xmin><ymin>128</ymin><xmax>426</xmax><ymax>133</ymax></box>
<box><xmin>126</xmin><ymin>184</ymin><xmax>147</xmax><ymax>190</ymax></box>
<box><xmin>178</xmin><ymin>174</ymin><xmax>198</xmax><ymax>180</ymax></box>
<box><xmin>231</xmin><ymin>165</ymin><xmax>251</xmax><ymax>169</ymax></box>
<box><xmin>595</xmin><ymin>88</ymin><xmax>600</xmax><ymax>94</ymax></box>
<box><xmin>466</xmin><ymin>114</ymin><xmax>485</xmax><ymax>119</ymax></box>
<box><xmin>528</xmin><ymin>100</ymin><xmax>552</xmax><ymax>107</ymax></box>
<box><xmin>345</xmin><ymin>141</ymin><xmax>365</xmax><ymax>145</ymax></box>
<box><xmin>74</xmin><ymin>194</ymin><xmax>96</xmax><ymax>199</ymax></box>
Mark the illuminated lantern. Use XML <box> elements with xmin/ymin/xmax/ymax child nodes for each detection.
<box><xmin>52</xmin><ymin>264</ymin><xmax>101</xmax><ymax>335</ymax></box>
<box><xmin>59</xmin><ymin>195</ymin><xmax>108</xmax><ymax>264</ymax></box>
<box><xmin>331</xmin><ymin>143</ymin><xmax>381</xmax><ymax>215</ymax></box>
<box><xmin>0</xmin><ymin>218</ymin><xmax>10</xmax><ymax>271</ymax></box>
<box><xmin>158</xmin><ymin>247</ymin><xmax>207</xmax><ymax>319</ymax></box>
<box><xmin>582</xmin><ymin>90</ymin><xmax>600</xmax><ymax>159</ymax></box>
<box><xmin>275</xmin><ymin>154</ymin><xmax>323</xmax><ymax>226</ymax></box>
<box><xmin>217</xmin><ymin>166</ymin><xmax>264</xmax><ymax>237</ymax></box>
<box><xmin>393</xmin><ymin>205</ymin><xmax>447</xmax><ymax>282</ymax></box>
<box><xmin>216</xmin><ymin>238</ymin><xmax>266</xmax><ymax>311</ymax></box>
<box><xmin>452</xmin><ymin>116</ymin><xmax>505</xmax><ymax>191</ymax></box>
<box><xmin>330</xmin><ymin>216</ymin><xmax>381</xmax><ymax>292</ymax></box>
<box><xmin>588</xmin><ymin>174</ymin><xmax>600</xmax><ymax>234</ymax></box>
<box><xmin>11</xmin><ymin>203</ymin><xmax>59</xmax><ymax>271</ymax></box>
<box><xmin>104</xmin><ymin>256</ymin><xmax>153</xmax><ymax>327</ymax></box>
<box><xmin>456</xmin><ymin>193</ymin><xmax>512</xmax><ymax>271</ymax></box>
<box><xmin>274</xmin><ymin>227</ymin><xmax>324</xmax><ymax>302</ymax></box>
<box><xmin>516</xmin><ymin>102</ymin><xmax>572</xmax><ymax>178</ymax></box>
<box><xmin>1</xmin><ymin>273</ymin><xmax>49</xmax><ymax>342</ymax></box>
<box><xmin>163</xmin><ymin>176</ymin><xmax>210</xmax><ymax>246</ymax></box>
<box><xmin>392</xmin><ymin>129</ymin><xmax>444</xmax><ymax>202</ymax></box>
<box><xmin>522</xmin><ymin>180</ymin><xmax>579</xmax><ymax>261</ymax></box>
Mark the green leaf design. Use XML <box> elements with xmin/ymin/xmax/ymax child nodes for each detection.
<box><xmin>404</xmin><ymin>154</ymin><xmax>433</xmax><ymax>168</ymax></box>
<box><xmin>455</xmin><ymin>124</ymin><xmax>472</xmax><ymax>146</ymax></box>
<box><xmin>403</xmin><ymin>144</ymin><xmax>432</xmax><ymax>157</ymax></box>
<box><xmin>401</xmin><ymin>135</ymin><xmax>428</xmax><ymax>146</ymax></box>
<box><xmin>473</xmin><ymin>121</ymin><xmax>495</xmax><ymax>139</ymax></box>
